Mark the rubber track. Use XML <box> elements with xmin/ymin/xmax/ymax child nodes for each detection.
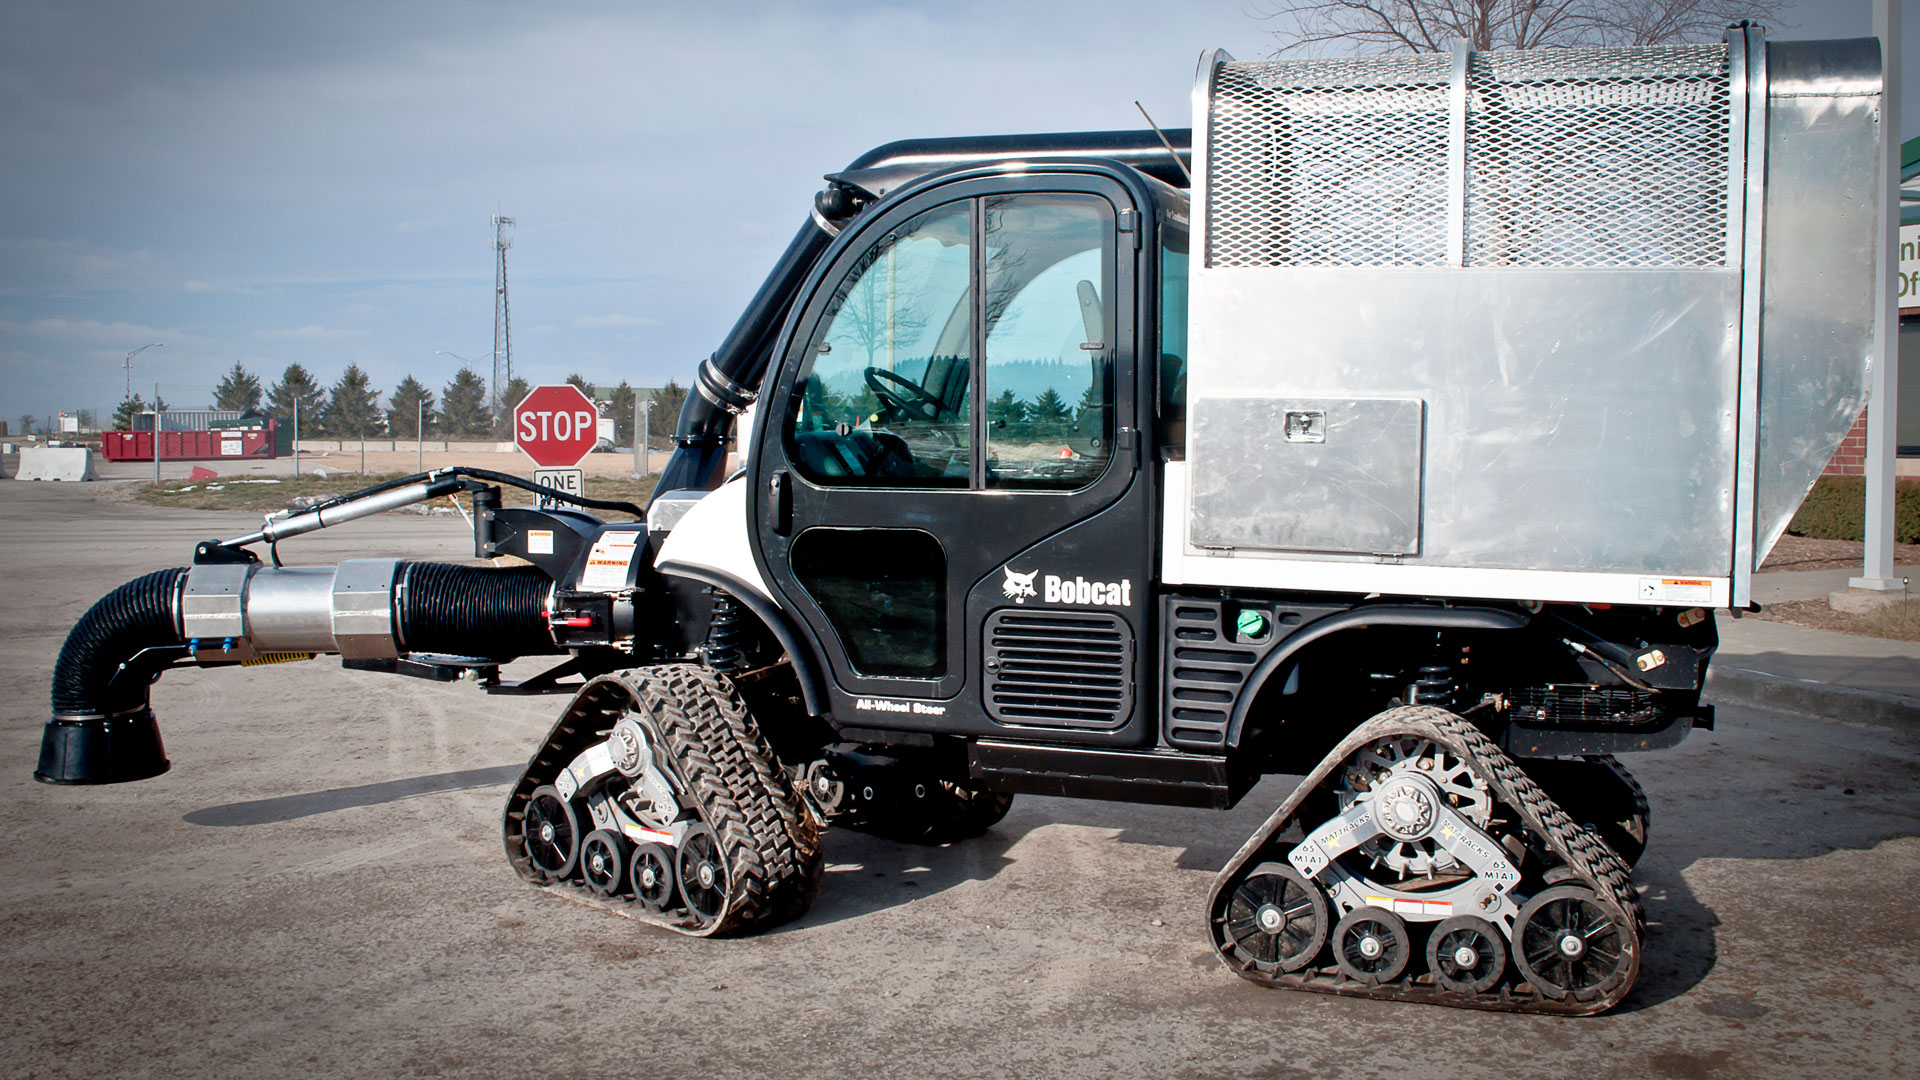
<box><xmin>1206</xmin><ymin>705</ymin><xmax>1643</xmax><ymax>1015</ymax></box>
<box><xmin>1591</xmin><ymin>754</ymin><xmax>1652</xmax><ymax>835</ymax></box>
<box><xmin>501</xmin><ymin>664</ymin><xmax>823</xmax><ymax>937</ymax></box>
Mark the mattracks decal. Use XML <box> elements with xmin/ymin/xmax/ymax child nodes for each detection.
<box><xmin>1001</xmin><ymin>565</ymin><xmax>1133</xmax><ymax>607</ymax></box>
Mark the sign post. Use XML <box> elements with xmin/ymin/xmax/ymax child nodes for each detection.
<box><xmin>513</xmin><ymin>384</ymin><xmax>599</xmax><ymax>506</ymax></box>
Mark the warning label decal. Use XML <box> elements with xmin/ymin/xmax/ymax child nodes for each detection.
<box><xmin>579</xmin><ymin>531</ymin><xmax>641</xmax><ymax>591</ymax></box>
<box><xmin>1638</xmin><ymin>577</ymin><xmax>1715</xmax><ymax>604</ymax></box>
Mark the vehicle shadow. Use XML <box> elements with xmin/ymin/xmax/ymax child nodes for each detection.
<box><xmin>774</xmin><ymin>826</ymin><xmax>1022</xmax><ymax>931</ymax></box>
<box><xmin>182</xmin><ymin>765</ymin><xmax>524</xmax><ymax>826</ymax></box>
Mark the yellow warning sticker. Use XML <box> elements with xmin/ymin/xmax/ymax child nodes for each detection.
<box><xmin>1637</xmin><ymin>577</ymin><xmax>1715</xmax><ymax>604</ymax></box>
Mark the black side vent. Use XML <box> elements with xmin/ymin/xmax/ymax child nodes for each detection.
<box><xmin>1161</xmin><ymin>600</ymin><xmax>1258</xmax><ymax>748</ymax></box>
<box><xmin>984</xmin><ymin>609</ymin><xmax>1133</xmax><ymax>730</ymax></box>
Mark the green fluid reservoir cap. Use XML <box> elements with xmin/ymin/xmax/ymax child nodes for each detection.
<box><xmin>1236</xmin><ymin>609</ymin><xmax>1269</xmax><ymax>641</ymax></box>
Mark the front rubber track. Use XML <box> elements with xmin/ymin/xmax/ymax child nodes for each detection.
<box><xmin>502</xmin><ymin>663</ymin><xmax>823</xmax><ymax>937</ymax></box>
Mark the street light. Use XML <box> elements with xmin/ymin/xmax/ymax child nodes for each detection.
<box><xmin>438</xmin><ymin>349</ymin><xmax>502</xmax><ymax>417</ymax></box>
<box><xmin>123</xmin><ymin>343</ymin><xmax>163</xmax><ymax>402</ymax></box>
<box><xmin>436</xmin><ymin>348</ymin><xmax>496</xmax><ymax>370</ymax></box>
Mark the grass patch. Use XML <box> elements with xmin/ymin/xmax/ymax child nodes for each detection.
<box><xmin>1787</xmin><ymin>476</ymin><xmax>1920</xmax><ymax>543</ymax></box>
<box><xmin>136</xmin><ymin>470</ymin><xmax>662</xmax><ymax>519</ymax></box>
<box><xmin>1754</xmin><ymin>596</ymin><xmax>1920</xmax><ymax>642</ymax></box>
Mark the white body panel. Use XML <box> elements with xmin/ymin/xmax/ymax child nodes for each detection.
<box><xmin>1160</xmin><ymin>462</ymin><xmax>1729</xmax><ymax>608</ymax></box>
<box><xmin>652</xmin><ymin>477</ymin><xmax>777</xmax><ymax>603</ymax></box>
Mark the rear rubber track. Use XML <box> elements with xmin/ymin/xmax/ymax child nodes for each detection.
<box><xmin>1207</xmin><ymin>705</ymin><xmax>1643</xmax><ymax>1015</ymax></box>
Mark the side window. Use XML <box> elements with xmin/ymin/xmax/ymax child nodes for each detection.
<box><xmin>785</xmin><ymin>202</ymin><xmax>972</xmax><ymax>487</ymax></box>
<box><xmin>791</xmin><ymin>528</ymin><xmax>946</xmax><ymax>678</ymax></box>
<box><xmin>983</xmin><ymin>193</ymin><xmax>1115</xmax><ymax>490</ymax></box>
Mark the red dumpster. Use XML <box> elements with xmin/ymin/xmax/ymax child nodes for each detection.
<box><xmin>101</xmin><ymin>425</ymin><xmax>281</xmax><ymax>463</ymax></box>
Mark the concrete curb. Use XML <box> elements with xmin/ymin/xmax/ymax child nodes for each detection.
<box><xmin>1705</xmin><ymin>666</ymin><xmax>1920</xmax><ymax>729</ymax></box>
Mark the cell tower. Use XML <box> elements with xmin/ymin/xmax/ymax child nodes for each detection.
<box><xmin>491</xmin><ymin>214</ymin><xmax>515</xmax><ymax>419</ymax></box>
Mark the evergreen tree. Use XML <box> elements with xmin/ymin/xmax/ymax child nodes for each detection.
<box><xmin>323</xmin><ymin>364</ymin><xmax>382</xmax><ymax>438</ymax></box>
<box><xmin>109</xmin><ymin>393</ymin><xmax>171</xmax><ymax>430</ymax></box>
<box><xmin>213</xmin><ymin>362</ymin><xmax>264</xmax><ymax>412</ymax></box>
<box><xmin>648</xmin><ymin>380</ymin><xmax>688</xmax><ymax>440</ymax></box>
<box><xmin>565</xmin><ymin>373</ymin><xmax>593</xmax><ymax>395</ymax></box>
<box><xmin>387</xmin><ymin>376</ymin><xmax>436</xmax><ymax>437</ymax></box>
<box><xmin>1030</xmin><ymin>387</ymin><xmax>1071</xmax><ymax>422</ymax></box>
<box><xmin>440</xmin><ymin>367</ymin><xmax>491</xmax><ymax>437</ymax></box>
<box><xmin>267</xmin><ymin>364</ymin><xmax>326</xmax><ymax>432</ymax></box>
<box><xmin>495</xmin><ymin>375</ymin><xmax>531</xmax><ymax>438</ymax></box>
<box><xmin>608</xmin><ymin>381</ymin><xmax>637</xmax><ymax>447</ymax></box>
<box><xmin>988</xmin><ymin>388</ymin><xmax>1027</xmax><ymax>427</ymax></box>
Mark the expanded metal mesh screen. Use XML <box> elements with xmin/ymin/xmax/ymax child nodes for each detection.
<box><xmin>1206</xmin><ymin>44</ymin><xmax>1732</xmax><ymax>269</ymax></box>
<box><xmin>1465</xmin><ymin>45</ymin><xmax>1731</xmax><ymax>267</ymax></box>
<box><xmin>1207</xmin><ymin>55</ymin><xmax>1452</xmax><ymax>268</ymax></box>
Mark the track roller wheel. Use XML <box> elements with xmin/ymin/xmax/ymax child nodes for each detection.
<box><xmin>1332</xmin><ymin>906</ymin><xmax>1410</xmax><ymax>986</ymax></box>
<box><xmin>1219</xmin><ymin>862</ymin><xmax>1328</xmax><ymax>974</ymax></box>
<box><xmin>630</xmin><ymin>843</ymin><xmax>676</xmax><ymax>913</ymax></box>
<box><xmin>1426</xmin><ymin>915</ymin><xmax>1508</xmax><ymax>995</ymax></box>
<box><xmin>522</xmin><ymin>785</ymin><xmax>581</xmax><ymax>882</ymax></box>
<box><xmin>676</xmin><ymin>823</ymin><xmax>727</xmax><ymax>927</ymax></box>
<box><xmin>1515</xmin><ymin>886</ymin><xmax>1631</xmax><ymax>1001</ymax></box>
<box><xmin>580</xmin><ymin>829</ymin><xmax>627</xmax><ymax>898</ymax></box>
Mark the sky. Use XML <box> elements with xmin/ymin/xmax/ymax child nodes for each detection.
<box><xmin>1</xmin><ymin>0</ymin><xmax>1915</xmax><ymax>427</ymax></box>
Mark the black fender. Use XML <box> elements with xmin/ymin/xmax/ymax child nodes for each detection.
<box><xmin>655</xmin><ymin>562</ymin><xmax>829</xmax><ymax>718</ymax></box>
<box><xmin>1226</xmin><ymin>604</ymin><xmax>1531</xmax><ymax>747</ymax></box>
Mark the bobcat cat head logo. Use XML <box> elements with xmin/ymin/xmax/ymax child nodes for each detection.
<box><xmin>1002</xmin><ymin>566</ymin><xmax>1038</xmax><ymax>603</ymax></box>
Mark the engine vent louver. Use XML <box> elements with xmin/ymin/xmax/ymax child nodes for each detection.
<box><xmin>984</xmin><ymin>610</ymin><xmax>1133</xmax><ymax>730</ymax></box>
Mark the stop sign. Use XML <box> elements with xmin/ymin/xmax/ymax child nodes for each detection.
<box><xmin>513</xmin><ymin>384</ymin><xmax>600</xmax><ymax>468</ymax></box>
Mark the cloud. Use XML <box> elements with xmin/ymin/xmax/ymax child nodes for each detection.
<box><xmin>177</xmin><ymin>279</ymin><xmax>261</xmax><ymax>295</ymax></box>
<box><xmin>255</xmin><ymin>324</ymin><xmax>366</xmax><ymax>341</ymax></box>
<box><xmin>0</xmin><ymin>237</ymin><xmax>164</xmax><ymax>294</ymax></box>
<box><xmin>0</xmin><ymin>316</ymin><xmax>206</xmax><ymax>346</ymax></box>
<box><xmin>573</xmin><ymin>313</ymin><xmax>659</xmax><ymax>329</ymax></box>
<box><xmin>392</xmin><ymin>215</ymin><xmax>449</xmax><ymax>234</ymax></box>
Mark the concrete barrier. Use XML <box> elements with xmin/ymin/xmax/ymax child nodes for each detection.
<box><xmin>16</xmin><ymin>447</ymin><xmax>98</xmax><ymax>481</ymax></box>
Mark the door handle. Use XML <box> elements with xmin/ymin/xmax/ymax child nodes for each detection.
<box><xmin>768</xmin><ymin>469</ymin><xmax>792</xmax><ymax>536</ymax></box>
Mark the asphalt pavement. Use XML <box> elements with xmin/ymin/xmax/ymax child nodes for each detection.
<box><xmin>0</xmin><ymin>477</ymin><xmax>1913</xmax><ymax>1079</ymax></box>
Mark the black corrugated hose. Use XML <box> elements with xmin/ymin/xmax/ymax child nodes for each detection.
<box><xmin>398</xmin><ymin>563</ymin><xmax>558</xmax><ymax>659</ymax></box>
<box><xmin>49</xmin><ymin>567</ymin><xmax>187</xmax><ymax>719</ymax></box>
<box><xmin>38</xmin><ymin>567</ymin><xmax>187</xmax><ymax>785</ymax></box>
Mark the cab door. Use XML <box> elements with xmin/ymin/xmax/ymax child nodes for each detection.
<box><xmin>748</xmin><ymin>170</ymin><xmax>1154</xmax><ymax>744</ymax></box>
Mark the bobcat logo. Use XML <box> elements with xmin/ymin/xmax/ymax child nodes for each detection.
<box><xmin>1001</xmin><ymin>566</ymin><xmax>1038</xmax><ymax>603</ymax></box>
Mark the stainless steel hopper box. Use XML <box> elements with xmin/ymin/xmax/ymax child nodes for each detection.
<box><xmin>1167</xmin><ymin>28</ymin><xmax>1883</xmax><ymax>608</ymax></box>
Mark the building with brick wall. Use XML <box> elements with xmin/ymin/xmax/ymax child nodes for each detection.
<box><xmin>1825</xmin><ymin>135</ymin><xmax>1920</xmax><ymax>477</ymax></box>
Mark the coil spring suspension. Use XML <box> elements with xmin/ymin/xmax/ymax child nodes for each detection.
<box><xmin>1407</xmin><ymin>665</ymin><xmax>1457</xmax><ymax>710</ymax></box>
<box><xmin>701</xmin><ymin>588</ymin><xmax>745</xmax><ymax>674</ymax></box>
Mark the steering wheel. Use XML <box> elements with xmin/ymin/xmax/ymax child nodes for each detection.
<box><xmin>864</xmin><ymin>367</ymin><xmax>944</xmax><ymax>422</ymax></box>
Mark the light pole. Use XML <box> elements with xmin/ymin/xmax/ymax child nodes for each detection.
<box><xmin>123</xmin><ymin>343</ymin><xmax>163</xmax><ymax>403</ymax></box>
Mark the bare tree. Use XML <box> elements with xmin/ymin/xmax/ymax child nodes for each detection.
<box><xmin>1260</xmin><ymin>0</ymin><xmax>1790</xmax><ymax>54</ymax></box>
